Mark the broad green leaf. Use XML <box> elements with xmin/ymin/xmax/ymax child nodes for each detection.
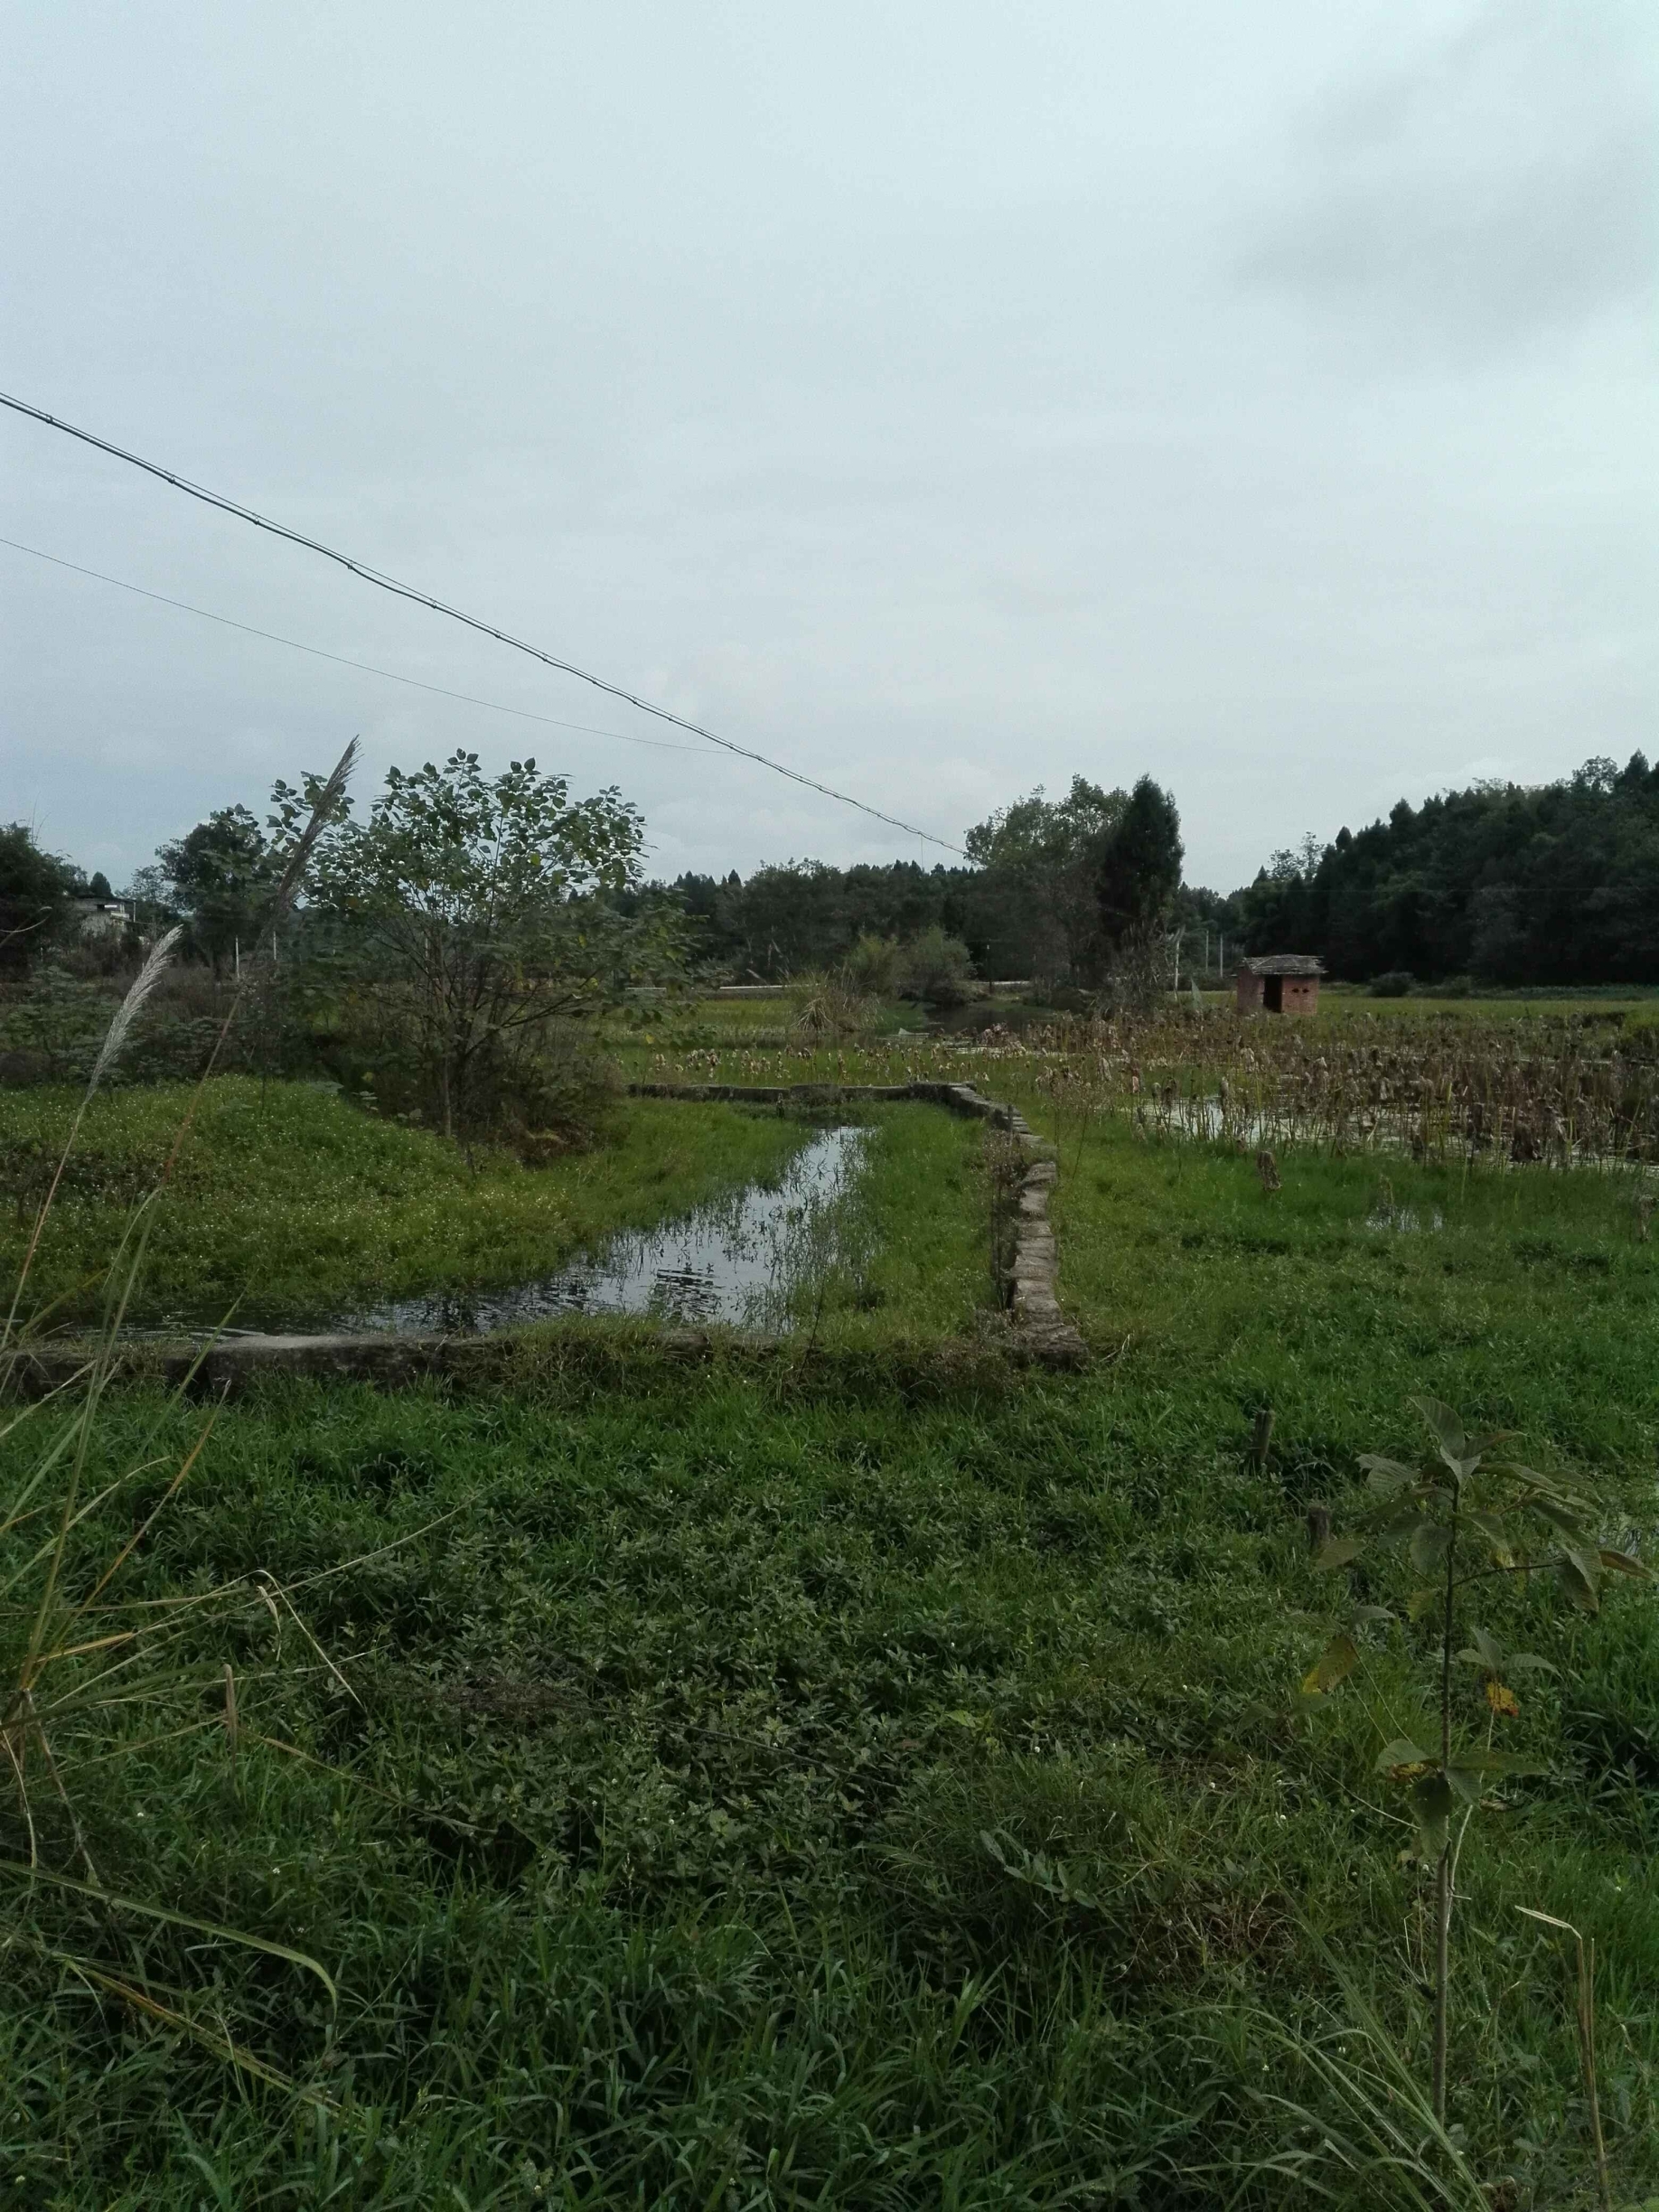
<box><xmin>1353</xmin><ymin>1605</ymin><xmax>1395</xmax><ymax>1627</ymax></box>
<box><xmin>1532</xmin><ymin>1496</ymin><xmax>1593</xmax><ymax>1542</ymax></box>
<box><xmin>1467</xmin><ymin>1512</ymin><xmax>1515</xmax><ymax>1568</ymax></box>
<box><xmin>1446</xmin><ymin>1764</ymin><xmax>1488</xmax><ymax>1805</ymax></box>
<box><xmin>1375</xmin><ymin>1736</ymin><xmax>1431</xmax><ymax>1776</ymax></box>
<box><xmin>1406</xmin><ymin>1584</ymin><xmax>1442</xmax><ymax>1622</ymax></box>
<box><xmin>1413</xmin><ymin>1395</ymin><xmax>1469</xmax><ymax>1469</ymax></box>
<box><xmin>1561</xmin><ymin>1549</ymin><xmax>1602</xmax><ymax>1614</ymax></box>
<box><xmin>1457</xmin><ymin>1625</ymin><xmax>1505</xmax><ymax>1672</ymax></box>
<box><xmin>1448</xmin><ymin>1748</ymin><xmax>1546</xmax><ymax>1775</ymax></box>
<box><xmin>1463</xmin><ymin>1429</ymin><xmax>1512</xmax><ymax>1461</ymax></box>
<box><xmin>1360</xmin><ymin>1455</ymin><xmax>1416</xmax><ymax>1495</ymax></box>
<box><xmin>1311</xmin><ymin>1536</ymin><xmax>1363</xmax><ymax>1574</ymax></box>
<box><xmin>1410</xmin><ymin>1522</ymin><xmax>1451</xmax><ymax>1576</ymax></box>
<box><xmin>1370</xmin><ymin>1499</ymin><xmax>1430</xmax><ymax>1542</ymax></box>
<box><xmin>1369</xmin><ymin>1502</ymin><xmax>1427</xmax><ymax>1543</ymax></box>
<box><xmin>1410</xmin><ymin>1770</ymin><xmax>1455</xmax><ymax>1857</ymax></box>
<box><xmin>1301</xmin><ymin>1632</ymin><xmax>1358</xmax><ymax>1696</ymax></box>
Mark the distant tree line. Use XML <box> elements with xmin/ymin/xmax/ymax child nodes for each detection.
<box><xmin>1238</xmin><ymin>755</ymin><xmax>1659</xmax><ymax>986</ymax></box>
<box><xmin>22</xmin><ymin>745</ymin><xmax>1654</xmax><ymax>1020</ymax></box>
<box><xmin>0</xmin><ymin>765</ymin><xmax>1201</xmax><ymax>1007</ymax></box>
<box><xmin>664</xmin><ymin>774</ymin><xmax>1193</xmax><ymax>989</ymax></box>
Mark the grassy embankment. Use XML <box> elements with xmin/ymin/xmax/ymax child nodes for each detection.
<box><xmin>2</xmin><ymin>1051</ymin><xmax>1657</xmax><ymax>2206</ymax></box>
<box><xmin>0</xmin><ymin>1080</ymin><xmax>820</xmax><ymax>1328</ymax></box>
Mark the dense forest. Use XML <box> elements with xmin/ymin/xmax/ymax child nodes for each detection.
<box><xmin>1238</xmin><ymin>755</ymin><xmax>1659</xmax><ymax>986</ymax></box>
<box><xmin>662</xmin><ymin>755</ymin><xmax>1659</xmax><ymax>989</ymax></box>
<box><xmin>664</xmin><ymin>778</ymin><xmax>1216</xmax><ymax>984</ymax></box>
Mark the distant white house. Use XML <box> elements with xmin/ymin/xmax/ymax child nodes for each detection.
<box><xmin>70</xmin><ymin>895</ymin><xmax>133</xmax><ymax>942</ymax></box>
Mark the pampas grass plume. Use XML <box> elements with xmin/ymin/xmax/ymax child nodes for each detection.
<box><xmin>271</xmin><ymin>736</ymin><xmax>358</xmax><ymax>920</ymax></box>
<box><xmin>87</xmin><ymin>924</ymin><xmax>183</xmax><ymax>1098</ymax></box>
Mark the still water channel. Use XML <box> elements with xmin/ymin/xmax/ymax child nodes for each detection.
<box><xmin>337</xmin><ymin>1122</ymin><xmax>870</xmax><ymax>1336</ymax></box>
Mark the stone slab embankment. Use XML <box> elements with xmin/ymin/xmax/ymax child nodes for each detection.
<box><xmin>630</xmin><ymin>1080</ymin><xmax>1085</xmax><ymax>1366</ymax></box>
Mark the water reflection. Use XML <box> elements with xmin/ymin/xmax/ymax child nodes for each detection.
<box><xmin>1364</xmin><ymin>1204</ymin><xmax>1445</xmax><ymax>1233</ymax></box>
<box><xmin>341</xmin><ymin>1123</ymin><xmax>870</xmax><ymax>1336</ymax></box>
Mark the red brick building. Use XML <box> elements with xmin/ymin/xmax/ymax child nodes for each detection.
<box><xmin>1236</xmin><ymin>953</ymin><xmax>1323</xmax><ymax>1015</ymax></box>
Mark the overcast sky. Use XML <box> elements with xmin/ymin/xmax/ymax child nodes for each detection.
<box><xmin>3</xmin><ymin>1</ymin><xmax>1654</xmax><ymax>892</ymax></box>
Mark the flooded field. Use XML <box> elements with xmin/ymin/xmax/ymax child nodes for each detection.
<box><xmin>339</xmin><ymin>1122</ymin><xmax>870</xmax><ymax>1336</ymax></box>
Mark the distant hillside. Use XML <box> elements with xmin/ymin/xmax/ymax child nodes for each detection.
<box><xmin>1238</xmin><ymin>755</ymin><xmax>1659</xmax><ymax>986</ymax></box>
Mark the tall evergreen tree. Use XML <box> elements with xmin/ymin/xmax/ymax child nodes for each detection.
<box><xmin>1097</xmin><ymin>776</ymin><xmax>1184</xmax><ymax>963</ymax></box>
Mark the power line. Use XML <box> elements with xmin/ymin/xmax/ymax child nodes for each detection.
<box><xmin>0</xmin><ymin>535</ymin><xmax>714</xmax><ymax>755</ymax></box>
<box><xmin>0</xmin><ymin>389</ymin><xmax>968</xmax><ymax>856</ymax></box>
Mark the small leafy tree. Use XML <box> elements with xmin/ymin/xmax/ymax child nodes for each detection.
<box><xmin>157</xmin><ymin>805</ymin><xmax>278</xmax><ymax>973</ymax></box>
<box><xmin>1302</xmin><ymin>1398</ymin><xmax>1650</xmax><ymax>2124</ymax></box>
<box><xmin>898</xmin><ymin>925</ymin><xmax>975</xmax><ymax>1008</ymax></box>
<box><xmin>965</xmin><ymin>776</ymin><xmax>1127</xmax><ymax>986</ymax></box>
<box><xmin>0</xmin><ymin>824</ymin><xmax>80</xmax><ymax>971</ymax></box>
<box><xmin>842</xmin><ymin>933</ymin><xmax>902</xmax><ymax>996</ymax></box>
<box><xmin>294</xmin><ymin>751</ymin><xmax>685</xmax><ymax>1138</ymax></box>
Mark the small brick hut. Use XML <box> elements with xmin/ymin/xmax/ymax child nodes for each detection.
<box><xmin>1236</xmin><ymin>953</ymin><xmax>1323</xmax><ymax>1015</ymax></box>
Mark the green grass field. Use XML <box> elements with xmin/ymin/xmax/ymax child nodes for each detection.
<box><xmin>3</xmin><ymin>1074</ymin><xmax>1656</xmax><ymax>2207</ymax></box>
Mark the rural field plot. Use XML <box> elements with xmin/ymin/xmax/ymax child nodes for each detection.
<box><xmin>0</xmin><ymin>1083</ymin><xmax>989</xmax><ymax>1341</ymax></box>
<box><xmin>2</xmin><ymin>1038</ymin><xmax>1656</xmax><ymax>2208</ymax></box>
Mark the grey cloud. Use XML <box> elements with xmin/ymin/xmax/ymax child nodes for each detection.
<box><xmin>3</xmin><ymin>4</ymin><xmax>1654</xmax><ymax>895</ymax></box>
<box><xmin>1242</xmin><ymin>3</ymin><xmax>1657</xmax><ymax>353</ymax></box>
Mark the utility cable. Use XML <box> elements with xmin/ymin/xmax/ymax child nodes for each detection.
<box><xmin>0</xmin><ymin>389</ymin><xmax>967</xmax><ymax>855</ymax></box>
<box><xmin>0</xmin><ymin>535</ymin><xmax>712</xmax><ymax>755</ymax></box>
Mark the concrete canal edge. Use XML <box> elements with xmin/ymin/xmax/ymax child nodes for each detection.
<box><xmin>630</xmin><ymin>1081</ymin><xmax>1087</xmax><ymax>1369</ymax></box>
<box><xmin>8</xmin><ymin>1080</ymin><xmax>1086</xmax><ymax>1396</ymax></box>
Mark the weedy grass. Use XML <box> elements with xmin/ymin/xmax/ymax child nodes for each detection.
<box><xmin>3</xmin><ymin>1351</ymin><xmax>1654</xmax><ymax>2206</ymax></box>
<box><xmin>0</xmin><ymin>1081</ymin><xmax>818</xmax><ymax>1327</ymax></box>
<box><xmin>619</xmin><ymin>991</ymin><xmax>917</xmax><ymax>1045</ymax></box>
<box><xmin>4</xmin><ymin>1012</ymin><xmax>1659</xmax><ymax>2205</ymax></box>
<box><xmin>1</xmin><ymin>1085</ymin><xmax>1656</xmax><ymax>2204</ymax></box>
<box><xmin>1048</xmin><ymin>1122</ymin><xmax>1659</xmax><ymax>1462</ymax></box>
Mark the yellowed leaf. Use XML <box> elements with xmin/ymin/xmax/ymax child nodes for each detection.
<box><xmin>1300</xmin><ymin>1632</ymin><xmax>1359</xmax><ymax>1697</ymax></box>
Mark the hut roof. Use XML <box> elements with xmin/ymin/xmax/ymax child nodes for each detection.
<box><xmin>1242</xmin><ymin>953</ymin><xmax>1325</xmax><ymax>978</ymax></box>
